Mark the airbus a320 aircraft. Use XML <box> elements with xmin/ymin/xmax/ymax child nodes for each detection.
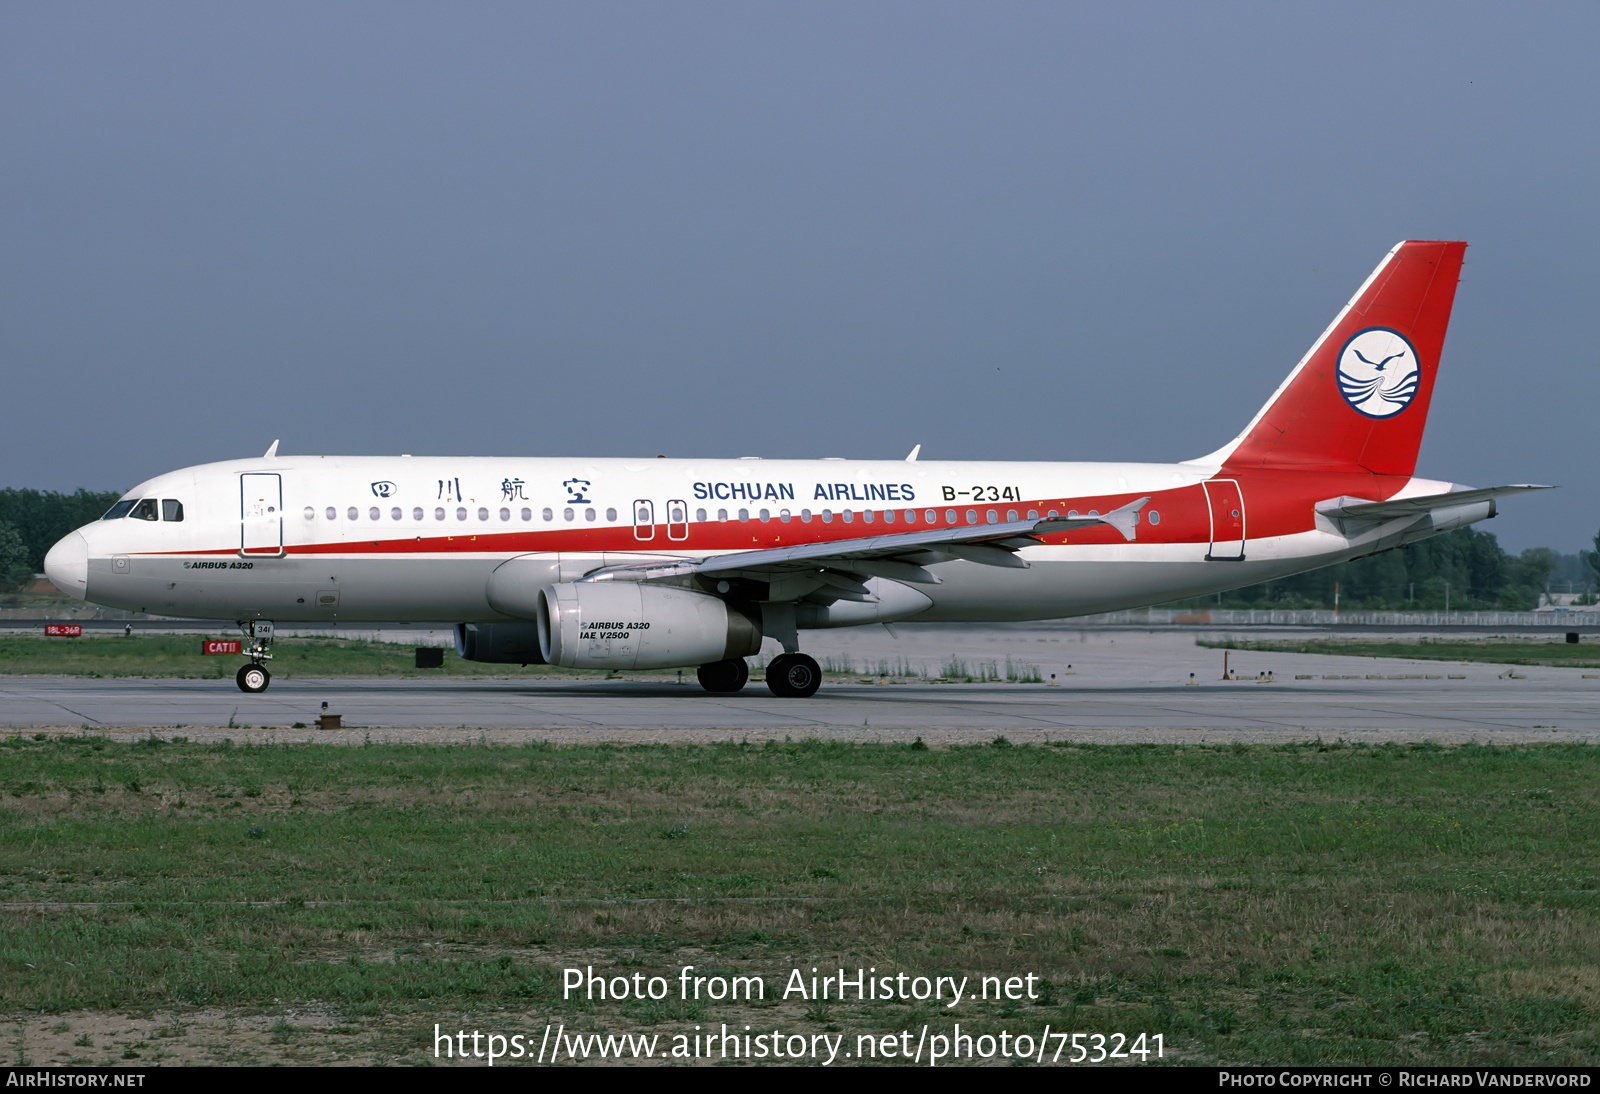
<box><xmin>44</xmin><ymin>240</ymin><xmax>1545</xmax><ymax>697</ymax></box>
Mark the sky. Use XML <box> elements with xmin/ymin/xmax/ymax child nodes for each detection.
<box><xmin>2</xmin><ymin>2</ymin><xmax>1596</xmax><ymax>552</ymax></box>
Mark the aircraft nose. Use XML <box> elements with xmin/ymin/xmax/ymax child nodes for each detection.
<box><xmin>44</xmin><ymin>531</ymin><xmax>89</xmax><ymax>600</ymax></box>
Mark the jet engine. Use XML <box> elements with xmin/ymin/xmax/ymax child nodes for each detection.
<box><xmin>536</xmin><ymin>582</ymin><xmax>761</xmax><ymax>670</ymax></box>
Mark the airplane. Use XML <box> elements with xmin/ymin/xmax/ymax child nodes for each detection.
<box><xmin>43</xmin><ymin>240</ymin><xmax>1547</xmax><ymax>697</ymax></box>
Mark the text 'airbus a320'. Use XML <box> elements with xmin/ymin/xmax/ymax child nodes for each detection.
<box><xmin>45</xmin><ymin>240</ymin><xmax>1545</xmax><ymax>696</ymax></box>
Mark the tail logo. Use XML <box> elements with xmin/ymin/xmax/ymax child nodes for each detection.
<box><xmin>1335</xmin><ymin>327</ymin><xmax>1422</xmax><ymax>419</ymax></box>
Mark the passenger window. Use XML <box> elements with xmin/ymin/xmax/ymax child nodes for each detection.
<box><xmin>162</xmin><ymin>500</ymin><xmax>184</xmax><ymax>522</ymax></box>
<box><xmin>499</xmin><ymin>508</ymin><xmax>510</xmax><ymax>521</ymax></box>
<box><xmin>564</xmin><ymin>508</ymin><xmax>575</xmax><ymax>521</ymax></box>
<box><xmin>903</xmin><ymin>510</ymin><xmax>916</xmax><ymax>524</ymax></box>
<box><xmin>391</xmin><ymin>507</ymin><xmax>402</xmax><ymax>520</ymax></box>
<box><xmin>696</xmin><ymin>508</ymin><xmax>707</xmax><ymax>522</ymax></box>
<box><xmin>883</xmin><ymin>509</ymin><xmax>894</xmax><ymax>523</ymax></box>
<box><xmin>738</xmin><ymin>509</ymin><xmax>749</xmax><ymax>522</ymax></box>
<box><xmin>759</xmin><ymin>509</ymin><xmax>770</xmax><ymax>522</ymax></box>
<box><xmin>822</xmin><ymin>510</ymin><xmax>833</xmax><ymax>523</ymax></box>
<box><xmin>131</xmin><ymin>499</ymin><xmax>159</xmax><ymax>521</ymax></box>
<box><xmin>435</xmin><ymin>508</ymin><xmax>446</xmax><ymax>521</ymax></box>
<box><xmin>102</xmin><ymin>500</ymin><xmax>137</xmax><ymax>520</ymax></box>
<box><xmin>585</xmin><ymin>508</ymin><xmax>596</xmax><ymax>522</ymax></box>
<box><xmin>966</xmin><ymin>510</ymin><xmax>977</xmax><ymax>524</ymax></box>
<box><xmin>521</xmin><ymin>508</ymin><xmax>532</xmax><ymax>521</ymax></box>
<box><xmin>1028</xmin><ymin>510</ymin><xmax>1038</xmax><ymax>520</ymax></box>
<box><xmin>370</xmin><ymin>507</ymin><xmax>380</xmax><ymax>521</ymax></box>
<box><xmin>606</xmin><ymin>508</ymin><xmax>617</xmax><ymax>521</ymax></box>
<box><xmin>800</xmin><ymin>509</ymin><xmax>812</xmax><ymax>523</ymax></box>
<box><xmin>457</xmin><ymin>507</ymin><xmax>468</xmax><ymax>521</ymax></box>
<box><xmin>986</xmin><ymin>510</ymin><xmax>997</xmax><ymax>524</ymax></box>
<box><xmin>303</xmin><ymin>507</ymin><xmax>315</xmax><ymax>520</ymax></box>
<box><xmin>717</xmin><ymin>509</ymin><xmax>728</xmax><ymax>522</ymax></box>
<box><xmin>414</xmin><ymin>507</ymin><xmax>425</xmax><ymax>520</ymax></box>
<box><xmin>862</xmin><ymin>510</ymin><xmax>873</xmax><ymax>523</ymax></box>
<box><xmin>841</xmin><ymin>510</ymin><xmax>853</xmax><ymax>523</ymax></box>
<box><xmin>1007</xmin><ymin>509</ymin><xmax>1017</xmax><ymax>522</ymax></box>
<box><xmin>926</xmin><ymin>510</ymin><xmax>937</xmax><ymax>524</ymax></box>
<box><xmin>1149</xmin><ymin>511</ymin><xmax>1161</xmax><ymax>525</ymax></box>
<box><xmin>478</xmin><ymin>507</ymin><xmax>489</xmax><ymax>521</ymax></box>
<box><xmin>542</xmin><ymin>508</ymin><xmax>553</xmax><ymax>521</ymax></box>
<box><xmin>326</xmin><ymin>507</ymin><xmax>337</xmax><ymax>521</ymax></box>
<box><xmin>348</xmin><ymin>507</ymin><xmax>359</xmax><ymax>521</ymax></box>
<box><xmin>945</xmin><ymin>509</ymin><xmax>956</xmax><ymax>524</ymax></box>
<box><xmin>779</xmin><ymin>509</ymin><xmax>790</xmax><ymax>523</ymax></box>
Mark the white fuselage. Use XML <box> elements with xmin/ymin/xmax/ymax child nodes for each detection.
<box><xmin>45</xmin><ymin>454</ymin><xmax>1482</xmax><ymax>626</ymax></box>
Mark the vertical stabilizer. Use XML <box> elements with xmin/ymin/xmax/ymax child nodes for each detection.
<box><xmin>1195</xmin><ymin>240</ymin><xmax>1466</xmax><ymax>476</ymax></box>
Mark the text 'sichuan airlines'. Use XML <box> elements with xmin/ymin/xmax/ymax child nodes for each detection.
<box><xmin>45</xmin><ymin>241</ymin><xmax>1546</xmax><ymax>696</ymax></box>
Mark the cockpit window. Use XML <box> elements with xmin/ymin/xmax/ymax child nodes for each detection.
<box><xmin>162</xmin><ymin>500</ymin><xmax>184</xmax><ymax>522</ymax></box>
<box><xmin>102</xmin><ymin>500</ymin><xmax>137</xmax><ymax>520</ymax></box>
<box><xmin>129</xmin><ymin>498</ymin><xmax>159</xmax><ymax>521</ymax></box>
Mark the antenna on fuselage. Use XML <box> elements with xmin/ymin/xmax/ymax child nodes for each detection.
<box><xmin>905</xmin><ymin>444</ymin><xmax>921</xmax><ymax>462</ymax></box>
<box><xmin>263</xmin><ymin>439</ymin><xmax>280</xmax><ymax>458</ymax></box>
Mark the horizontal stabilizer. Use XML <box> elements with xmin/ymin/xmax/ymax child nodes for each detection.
<box><xmin>1317</xmin><ymin>484</ymin><xmax>1552</xmax><ymax>523</ymax></box>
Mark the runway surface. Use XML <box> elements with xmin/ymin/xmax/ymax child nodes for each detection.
<box><xmin>4</xmin><ymin>630</ymin><xmax>1595</xmax><ymax>744</ymax></box>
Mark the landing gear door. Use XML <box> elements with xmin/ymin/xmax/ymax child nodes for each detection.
<box><xmin>1202</xmin><ymin>479</ymin><xmax>1246</xmax><ymax>561</ymax></box>
<box><xmin>241</xmin><ymin>473</ymin><xmax>284</xmax><ymax>557</ymax></box>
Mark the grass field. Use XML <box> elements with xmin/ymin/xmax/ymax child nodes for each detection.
<box><xmin>1</xmin><ymin>735</ymin><xmax>1596</xmax><ymax>1065</ymax></box>
<box><xmin>1198</xmin><ymin>637</ymin><xmax>1600</xmax><ymax>669</ymax></box>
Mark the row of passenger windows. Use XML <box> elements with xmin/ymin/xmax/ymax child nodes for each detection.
<box><xmin>306</xmin><ymin>506</ymin><xmax>620</xmax><ymax>523</ymax></box>
<box><xmin>301</xmin><ymin>505</ymin><xmax>1162</xmax><ymax>527</ymax></box>
<box><xmin>102</xmin><ymin>498</ymin><xmax>184</xmax><ymax>522</ymax></box>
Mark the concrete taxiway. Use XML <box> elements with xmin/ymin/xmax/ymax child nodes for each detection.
<box><xmin>3</xmin><ymin>629</ymin><xmax>1594</xmax><ymax>744</ymax></box>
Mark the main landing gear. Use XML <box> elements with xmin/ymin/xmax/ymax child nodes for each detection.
<box><xmin>764</xmin><ymin>653</ymin><xmax>822</xmax><ymax>699</ymax></box>
<box><xmin>235</xmin><ymin>620</ymin><xmax>275</xmax><ymax>693</ymax></box>
<box><xmin>697</xmin><ymin>659</ymin><xmax>750</xmax><ymax>694</ymax></box>
<box><xmin>695</xmin><ymin>653</ymin><xmax>822</xmax><ymax>697</ymax></box>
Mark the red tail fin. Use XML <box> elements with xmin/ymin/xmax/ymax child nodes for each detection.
<box><xmin>1202</xmin><ymin>240</ymin><xmax>1466</xmax><ymax>476</ymax></box>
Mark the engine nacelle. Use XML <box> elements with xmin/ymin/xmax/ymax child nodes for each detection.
<box><xmin>537</xmin><ymin>582</ymin><xmax>761</xmax><ymax>670</ymax></box>
<box><xmin>454</xmin><ymin>622</ymin><xmax>548</xmax><ymax>665</ymax></box>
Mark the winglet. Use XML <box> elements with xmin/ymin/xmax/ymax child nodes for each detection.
<box><xmin>263</xmin><ymin>440</ymin><xmax>280</xmax><ymax>459</ymax></box>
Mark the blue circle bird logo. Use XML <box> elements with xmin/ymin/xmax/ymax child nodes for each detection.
<box><xmin>1335</xmin><ymin>327</ymin><xmax>1421</xmax><ymax>419</ymax></box>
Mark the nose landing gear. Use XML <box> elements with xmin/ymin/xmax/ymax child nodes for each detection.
<box><xmin>235</xmin><ymin>620</ymin><xmax>275</xmax><ymax>693</ymax></box>
<box><xmin>237</xmin><ymin>663</ymin><xmax>271</xmax><ymax>693</ymax></box>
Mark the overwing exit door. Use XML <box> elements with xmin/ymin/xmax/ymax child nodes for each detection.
<box><xmin>632</xmin><ymin>499</ymin><xmax>655</xmax><ymax>541</ymax></box>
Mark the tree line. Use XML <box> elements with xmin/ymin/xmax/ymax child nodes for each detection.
<box><xmin>1182</xmin><ymin>528</ymin><xmax>1576</xmax><ymax>611</ymax></box>
<box><xmin>0</xmin><ymin>489</ymin><xmax>121</xmax><ymax>590</ymax></box>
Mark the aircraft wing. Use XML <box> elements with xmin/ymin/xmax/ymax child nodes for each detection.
<box><xmin>1317</xmin><ymin>484</ymin><xmax>1552</xmax><ymax>523</ymax></box>
<box><xmin>581</xmin><ymin>496</ymin><xmax>1152</xmax><ymax>587</ymax></box>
